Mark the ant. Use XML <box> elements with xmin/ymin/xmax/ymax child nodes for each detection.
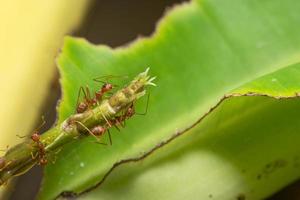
<box><xmin>30</xmin><ymin>117</ymin><xmax>49</xmax><ymax>165</ymax></box>
<box><xmin>119</xmin><ymin>93</ymin><xmax>150</xmax><ymax>124</ymax></box>
<box><xmin>89</xmin><ymin>93</ymin><xmax>150</xmax><ymax>145</ymax></box>
<box><xmin>76</xmin><ymin>75</ymin><xmax>122</xmax><ymax>114</ymax></box>
<box><xmin>73</xmin><ymin>120</ymin><xmax>111</xmax><ymax>145</ymax></box>
<box><xmin>17</xmin><ymin>117</ymin><xmax>48</xmax><ymax>165</ymax></box>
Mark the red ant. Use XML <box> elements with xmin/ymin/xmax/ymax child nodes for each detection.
<box><xmin>17</xmin><ymin>117</ymin><xmax>48</xmax><ymax>165</ymax></box>
<box><xmin>77</xmin><ymin>83</ymin><xmax>114</xmax><ymax>112</ymax></box>
<box><xmin>76</xmin><ymin>77</ymin><xmax>117</xmax><ymax>114</ymax></box>
<box><xmin>90</xmin><ymin>93</ymin><xmax>150</xmax><ymax>145</ymax></box>
<box><xmin>91</xmin><ymin>125</ymin><xmax>112</xmax><ymax>145</ymax></box>
<box><xmin>119</xmin><ymin>93</ymin><xmax>150</xmax><ymax>124</ymax></box>
<box><xmin>30</xmin><ymin>117</ymin><xmax>49</xmax><ymax>165</ymax></box>
<box><xmin>74</xmin><ymin>120</ymin><xmax>111</xmax><ymax>145</ymax></box>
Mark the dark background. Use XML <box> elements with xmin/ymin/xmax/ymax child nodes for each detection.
<box><xmin>9</xmin><ymin>0</ymin><xmax>300</xmax><ymax>199</ymax></box>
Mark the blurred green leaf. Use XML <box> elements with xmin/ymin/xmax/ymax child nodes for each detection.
<box><xmin>39</xmin><ymin>0</ymin><xmax>300</xmax><ymax>199</ymax></box>
<box><xmin>80</xmin><ymin>63</ymin><xmax>300</xmax><ymax>200</ymax></box>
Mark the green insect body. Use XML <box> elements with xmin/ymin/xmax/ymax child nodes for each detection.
<box><xmin>0</xmin><ymin>68</ymin><xmax>156</xmax><ymax>185</ymax></box>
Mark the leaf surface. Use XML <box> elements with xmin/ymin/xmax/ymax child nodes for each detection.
<box><xmin>39</xmin><ymin>0</ymin><xmax>300</xmax><ymax>199</ymax></box>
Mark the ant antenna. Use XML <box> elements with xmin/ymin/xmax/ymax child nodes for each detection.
<box><xmin>36</xmin><ymin>116</ymin><xmax>46</xmax><ymax>131</ymax></box>
<box><xmin>93</xmin><ymin>75</ymin><xmax>128</xmax><ymax>83</ymax></box>
<box><xmin>16</xmin><ymin>116</ymin><xmax>45</xmax><ymax>139</ymax></box>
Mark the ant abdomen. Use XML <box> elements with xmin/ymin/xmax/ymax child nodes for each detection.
<box><xmin>77</xmin><ymin>102</ymin><xmax>88</xmax><ymax>113</ymax></box>
<box><xmin>91</xmin><ymin>126</ymin><xmax>106</xmax><ymax>136</ymax></box>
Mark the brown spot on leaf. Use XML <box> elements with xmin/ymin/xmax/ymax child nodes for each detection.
<box><xmin>257</xmin><ymin>159</ymin><xmax>288</xmax><ymax>180</ymax></box>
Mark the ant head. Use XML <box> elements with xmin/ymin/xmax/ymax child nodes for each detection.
<box><xmin>40</xmin><ymin>158</ymin><xmax>48</xmax><ymax>165</ymax></box>
<box><xmin>77</xmin><ymin>102</ymin><xmax>88</xmax><ymax>113</ymax></box>
<box><xmin>91</xmin><ymin>126</ymin><xmax>106</xmax><ymax>136</ymax></box>
<box><xmin>31</xmin><ymin>133</ymin><xmax>40</xmax><ymax>142</ymax></box>
<box><xmin>0</xmin><ymin>157</ymin><xmax>5</xmax><ymax>169</ymax></box>
<box><xmin>102</xmin><ymin>83</ymin><xmax>113</xmax><ymax>92</ymax></box>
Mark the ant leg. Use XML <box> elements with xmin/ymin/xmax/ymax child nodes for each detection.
<box><xmin>85</xmin><ymin>86</ymin><xmax>92</xmax><ymax>101</ymax></box>
<box><xmin>122</xmin><ymin>113</ymin><xmax>127</xmax><ymax>127</ymax></box>
<box><xmin>76</xmin><ymin>86</ymin><xmax>86</xmax><ymax>111</ymax></box>
<box><xmin>76</xmin><ymin>86</ymin><xmax>85</xmax><ymax>105</ymax></box>
<box><xmin>101</xmin><ymin>112</ymin><xmax>112</xmax><ymax>128</ymax></box>
<box><xmin>50</xmin><ymin>148</ymin><xmax>62</xmax><ymax>164</ymax></box>
<box><xmin>78</xmin><ymin>122</ymin><xmax>109</xmax><ymax>146</ymax></box>
<box><xmin>92</xmin><ymin>79</ymin><xmax>106</xmax><ymax>84</ymax></box>
<box><xmin>114</xmin><ymin>114</ymin><xmax>125</xmax><ymax>130</ymax></box>
<box><xmin>120</xmin><ymin>110</ymin><xmax>126</xmax><ymax>128</ymax></box>
<box><xmin>36</xmin><ymin>116</ymin><xmax>46</xmax><ymax>131</ymax></box>
<box><xmin>135</xmin><ymin>93</ymin><xmax>150</xmax><ymax>116</ymax></box>
<box><xmin>113</xmin><ymin>119</ymin><xmax>121</xmax><ymax>131</ymax></box>
<box><xmin>107</xmin><ymin>129</ymin><xmax>112</xmax><ymax>145</ymax></box>
<box><xmin>93</xmin><ymin>141</ymin><xmax>108</xmax><ymax>146</ymax></box>
<box><xmin>31</xmin><ymin>152</ymin><xmax>38</xmax><ymax>160</ymax></box>
<box><xmin>74</xmin><ymin>121</ymin><xmax>101</xmax><ymax>142</ymax></box>
<box><xmin>85</xmin><ymin>85</ymin><xmax>96</xmax><ymax>106</ymax></box>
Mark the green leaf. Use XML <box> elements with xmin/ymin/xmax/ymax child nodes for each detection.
<box><xmin>80</xmin><ymin>62</ymin><xmax>300</xmax><ymax>200</ymax></box>
<box><xmin>39</xmin><ymin>0</ymin><xmax>300</xmax><ymax>199</ymax></box>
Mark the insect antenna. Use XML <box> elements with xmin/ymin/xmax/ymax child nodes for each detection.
<box><xmin>93</xmin><ymin>75</ymin><xmax>127</xmax><ymax>91</ymax></box>
<box><xmin>93</xmin><ymin>75</ymin><xmax>128</xmax><ymax>83</ymax></box>
<box><xmin>37</xmin><ymin>116</ymin><xmax>46</xmax><ymax>130</ymax></box>
<box><xmin>16</xmin><ymin>116</ymin><xmax>45</xmax><ymax>139</ymax></box>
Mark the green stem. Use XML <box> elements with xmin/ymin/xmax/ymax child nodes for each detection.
<box><xmin>0</xmin><ymin>68</ymin><xmax>156</xmax><ymax>185</ymax></box>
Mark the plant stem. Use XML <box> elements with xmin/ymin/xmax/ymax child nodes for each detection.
<box><xmin>0</xmin><ymin>68</ymin><xmax>156</xmax><ymax>185</ymax></box>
